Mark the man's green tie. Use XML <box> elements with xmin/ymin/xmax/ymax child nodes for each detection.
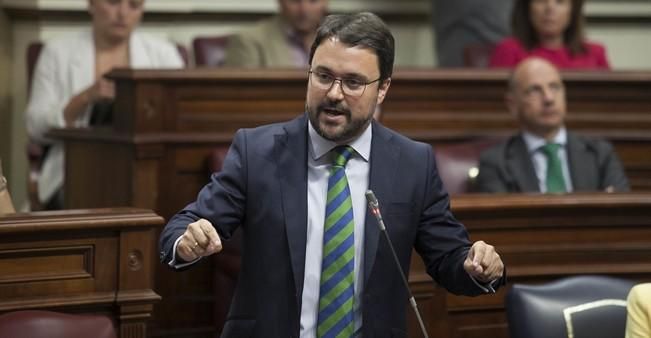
<box><xmin>541</xmin><ymin>143</ymin><xmax>567</xmax><ymax>193</ymax></box>
<box><xmin>317</xmin><ymin>145</ymin><xmax>355</xmax><ymax>338</ymax></box>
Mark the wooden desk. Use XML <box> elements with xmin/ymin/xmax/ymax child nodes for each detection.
<box><xmin>105</xmin><ymin>68</ymin><xmax>650</xmax><ymax>192</ymax></box>
<box><xmin>54</xmin><ymin>68</ymin><xmax>651</xmax><ymax>212</ymax></box>
<box><xmin>104</xmin><ymin>68</ymin><xmax>651</xmax><ymax>137</ymax></box>
<box><xmin>0</xmin><ymin>208</ymin><xmax>164</xmax><ymax>338</ymax></box>
<box><xmin>50</xmin><ymin>68</ymin><xmax>651</xmax><ymax>337</ymax></box>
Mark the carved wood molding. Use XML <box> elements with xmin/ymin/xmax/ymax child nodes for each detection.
<box><xmin>0</xmin><ymin>208</ymin><xmax>164</xmax><ymax>233</ymax></box>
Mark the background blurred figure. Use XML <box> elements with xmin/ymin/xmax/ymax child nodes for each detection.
<box><xmin>25</xmin><ymin>0</ymin><xmax>183</xmax><ymax>210</ymax></box>
<box><xmin>223</xmin><ymin>0</ymin><xmax>328</xmax><ymax>68</ymax></box>
<box><xmin>0</xmin><ymin>159</ymin><xmax>15</xmax><ymax>214</ymax></box>
<box><xmin>476</xmin><ymin>57</ymin><xmax>628</xmax><ymax>193</ymax></box>
<box><xmin>489</xmin><ymin>0</ymin><xmax>610</xmax><ymax>69</ymax></box>
<box><xmin>626</xmin><ymin>283</ymin><xmax>651</xmax><ymax>338</ymax></box>
<box><xmin>431</xmin><ymin>0</ymin><xmax>512</xmax><ymax>67</ymax></box>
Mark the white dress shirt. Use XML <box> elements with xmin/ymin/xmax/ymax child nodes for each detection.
<box><xmin>300</xmin><ymin>121</ymin><xmax>372</xmax><ymax>337</ymax></box>
<box><xmin>522</xmin><ymin>127</ymin><xmax>573</xmax><ymax>193</ymax></box>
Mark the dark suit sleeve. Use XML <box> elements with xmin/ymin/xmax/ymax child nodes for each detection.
<box><xmin>414</xmin><ymin>146</ymin><xmax>505</xmax><ymax>296</ymax></box>
<box><xmin>476</xmin><ymin>149</ymin><xmax>510</xmax><ymax>193</ymax></box>
<box><xmin>159</xmin><ymin>129</ymin><xmax>248</xmax><ymax>267</ymax></box>
<box><xmin>597</xmin><ymin>140</ymin><xmax>630</xmax><ymax>191</ymax></box>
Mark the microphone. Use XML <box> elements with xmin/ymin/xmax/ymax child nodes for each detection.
<box><xmin>365</xmin><ymin>190</ymin><xmax>430</xmax><ymax>338</ymax></box>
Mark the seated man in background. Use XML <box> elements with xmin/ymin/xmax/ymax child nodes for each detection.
<box><xmin>0</xmin><ymin>159</ymin><xmax>15</xmax><ymax>214</ymax></box>
<box><xmin>626</xmin><ymin>283</ymin><xmax>651</xmax><ymax>338</ymax></box>
<box><xmin>223</xmin><ymin>0</ymin><xmax>328</xmax><ymax>68</ymax></box>
<box><xmin>476</xmin><ymin>57</ymin><xmax>628</xmax><ymax>193</ymax></box>
<box><xmin>25</xmin><ymin>0</ymin><xmax>184</xmax><ymax>210</ymax></box>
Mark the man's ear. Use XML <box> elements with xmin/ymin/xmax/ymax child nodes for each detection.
<box><xmin>376</xmin><ymin>78</ymin><xmax>391</xmax><ymax>105</ymax></box>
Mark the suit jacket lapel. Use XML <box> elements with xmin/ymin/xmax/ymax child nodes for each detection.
<box><xmin>506</xmin><ymin>135</ymin><xmax>540</xmax><ymax>192</ymax></box>
<box><xmin>567</xmin><ymin>133</ymin><xmax>596</xmax><ymax>191</ymax></box>
<box><xmin>276</xmin><ymin>114</ymin><xmax>309</xmax><ymax>301</ymax></box>
<box><xmin>364</xmin><ymin>121</ymin><xmax>400</xmax><ymax>285</ymax></box>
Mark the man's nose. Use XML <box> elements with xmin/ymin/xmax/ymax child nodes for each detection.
<box><xmin>542</xmin><ymin>87</ymin><xmax>556</xmax><ymax>104</ymax></box>
<box><xmin>326</xmin><ymin>80</ymin><xmax>345</xmax><ymax>100</ymax></box>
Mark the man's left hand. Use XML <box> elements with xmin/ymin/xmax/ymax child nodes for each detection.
<box><xmin>464</xmin><ymin>240</ymin><xmax>504</xmax><ymax>283</ymax></box>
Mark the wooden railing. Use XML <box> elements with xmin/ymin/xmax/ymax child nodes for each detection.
<box><xmin>0</xmin><ymin>208</ymin><xmax>164</xmax><ymax>338</ymax></box>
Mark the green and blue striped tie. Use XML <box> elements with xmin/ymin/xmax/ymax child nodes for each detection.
<box><xmin>317</xmin><ymin>145</ymin><xmax>355</xmax><ymax>338</ymax></box>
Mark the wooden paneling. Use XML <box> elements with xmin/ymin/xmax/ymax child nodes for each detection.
<box><xmin>104</xmin><ymin>68</ymin><xmax>651</xmax><ymax>191</ymax></box>
<box><xmin>50</xmin><ymin>68</ymin><xmax>651</xmax><ymax>337</ymax></box>
<box><xmin>0</xmin><ymin>208</ymin><xmax>164</xmax><ymax>338</ymax></box>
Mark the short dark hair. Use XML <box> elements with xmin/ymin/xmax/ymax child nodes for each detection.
<box><xmin>309</xmin><ymin>12</ymin><xmax>395</xmax><ymax>81</ymax></box>
<box><xmin>512</xmin><ymin>0</ymin><xmax>587</xmax><ymax>56</ymax></box>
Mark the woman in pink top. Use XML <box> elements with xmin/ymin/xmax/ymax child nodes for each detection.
<box><xmin>489</xmin><ymin>0</ymin><xmax>610</xmax><ymax>69</ymax></box>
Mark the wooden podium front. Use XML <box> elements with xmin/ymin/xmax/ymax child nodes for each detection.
<box><xmin>49</xmin><ymin>68</ymin><xmax>651</xmax><ymax>338</ymax></box>
<box><xmin>0</xmin><ymin>208</ymin><xmax>163</xmax><ymax>338</ymax></box>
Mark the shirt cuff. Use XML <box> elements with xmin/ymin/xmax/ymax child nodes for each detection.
<box><xmin>168</xmin><ymin>235</ymin><xmax>202</xmax><ymax>269</ymax></box>
<box><xmin>467</xmin><ymin>271</ymin><xmax>497</xmax><ymax>294</ymax></box>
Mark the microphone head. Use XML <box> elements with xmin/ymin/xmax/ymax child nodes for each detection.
<box><xmin>365</xmin><ymin>190</ymin><xmax>379</xmax><ymax>208</ymax></box>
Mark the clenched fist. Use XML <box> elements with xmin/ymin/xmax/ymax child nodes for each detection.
<box><xmin>464</xmin><ymin>240</ymin><xmax>504</xmax><ymax>283</ymax></box>
<box><xmin>177</xmin><ymin>218</ymin><xmax>222</xmax><ymax>262</ymax></box>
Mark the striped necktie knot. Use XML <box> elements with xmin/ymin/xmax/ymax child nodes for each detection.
<box><xmin>332</xmin><ymin>146</ymin><xmax>355</xmax><ymax>168</ymax></box>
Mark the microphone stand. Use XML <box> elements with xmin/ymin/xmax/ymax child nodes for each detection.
<box><xmin>366</xmin><ymin>190</ymin><xmax>430</xmax><ymax>338</ymax></box>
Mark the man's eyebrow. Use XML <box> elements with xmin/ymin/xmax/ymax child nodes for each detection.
<box><xmin>312</xmin><ymin>65</ymin><xmax>332</xmax><ymax>73</ymax></box>
<box><xmin>524</xmin><ymin>84</ymin><xmax>543</xmax><ymax>92</ymax></box>
<box><xmin>312</xmin><ymin>66</ymin><xmax>368</xmax><ymax>80</ymax></box>
<box><xmin>342</xmin><ymin>72</ymin><xmax>367</xmax><ymax>80</ymax></box>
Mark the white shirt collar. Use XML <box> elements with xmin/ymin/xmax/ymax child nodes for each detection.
<box><xmin>522</xmin><ymin>127</ymin><xmax>568</xmax><ymax>153</ymax></box>
<box><xmin>307</xmin><ymin>119</ymin><xmax>372</xmax><ymax>163</ymax></box>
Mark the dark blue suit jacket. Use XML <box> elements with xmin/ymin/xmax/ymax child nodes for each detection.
<box><xmin>160</xmin><ymin>114</ymin><xmax>499</xmax><ymax>338</ymax></box>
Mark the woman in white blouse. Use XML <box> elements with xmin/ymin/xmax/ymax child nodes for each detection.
<box><xmin>25</xmin><ymin>0</ymin><xmax>183</xmax><ymax>209</ymax></box>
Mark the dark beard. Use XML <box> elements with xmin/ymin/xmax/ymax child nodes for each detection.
<box><xmin>307</xmin><ymin>102</ymin><xmax>372</xmax><ymax>143</ymax></box>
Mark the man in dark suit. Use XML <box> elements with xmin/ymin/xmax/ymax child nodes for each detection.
<box><xmin>160</xmin><ymin>13</ymin><xmax>505</xmax><ymax>338</ymax></box>
<box><xmin>477</xmin><ymin>57</ymin><xmax>629</xmax><ymax>193</ymax></box>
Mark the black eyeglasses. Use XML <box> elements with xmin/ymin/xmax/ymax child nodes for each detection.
<box><xmin>308</xmin><ymin>70</ymin><xmax>381</xmax><ymax>97</ymax></box>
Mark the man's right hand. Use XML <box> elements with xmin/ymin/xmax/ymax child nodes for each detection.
<box><xmin>177</xmin><ymin>218</ymin><xmax>222</xmax><ymax>262</ymax></box>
